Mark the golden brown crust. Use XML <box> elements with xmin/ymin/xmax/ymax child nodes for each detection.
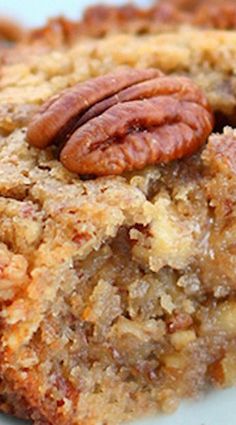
<box><xmin>25</xmin><ymin>0</ymin><xmax>236</xmax><ymax>48</ymax></box>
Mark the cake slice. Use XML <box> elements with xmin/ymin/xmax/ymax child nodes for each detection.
<box><xmin>1</xmin><ymin>26</ymin><xmax>236</xmax><ymax>425</ymax></box>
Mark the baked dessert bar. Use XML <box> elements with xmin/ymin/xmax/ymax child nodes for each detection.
<box><xmin>0</xmin><ymin>22</ymin><xmax>236</xmax><ymax>425</ymax></box>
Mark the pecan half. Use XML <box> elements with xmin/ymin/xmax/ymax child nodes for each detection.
<box><xmin>27</xmin><ymin>68</ymin><xmax>214</xmax><ymax>176</ymax></box>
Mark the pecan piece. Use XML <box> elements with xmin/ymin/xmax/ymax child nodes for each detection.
<box><xmin>0</xmin><ymin>17</ymin><xmax>25</xmax><ymax>42</ymax></box>
<box><xmin>27</xmin><ymin>68</ymin><xmax>214</xmax><ymax>176</ymax></box>
<box><xmin>27</xmin><ymin>68</ymin><xmax>161</xmax><ymax>149</ymax></box>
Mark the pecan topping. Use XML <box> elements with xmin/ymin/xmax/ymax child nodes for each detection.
<box><xmin>0</xmin><ymin>17</ymin><xmax>25</xmax><ymax>42</ymax></box>
<box><xmin>27</xmin><ymin>68</ymin><xmax>214</xmax><ymax>176</ymax></box>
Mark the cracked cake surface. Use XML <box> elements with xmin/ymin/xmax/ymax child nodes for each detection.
<box><xmin>1</xmin><ymin>3</ymin><xmax>236</xmax><ymax>425</ymax></box>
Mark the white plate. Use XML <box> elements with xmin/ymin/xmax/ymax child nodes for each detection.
<box><xmin>0</xmin><ymin>1</ymin><xmax>235</xmax><ymax>424</ymax></box>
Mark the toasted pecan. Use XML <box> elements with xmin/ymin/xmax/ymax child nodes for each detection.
<box><xmin>27</xmin><ymin>68</ymin><xmax>214</xmax><ymax>176</ymax></box>
<box><xmin>0</xmin><ymin>17</ymin><xmax>25</xmax><ymax>42</ymax></box>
